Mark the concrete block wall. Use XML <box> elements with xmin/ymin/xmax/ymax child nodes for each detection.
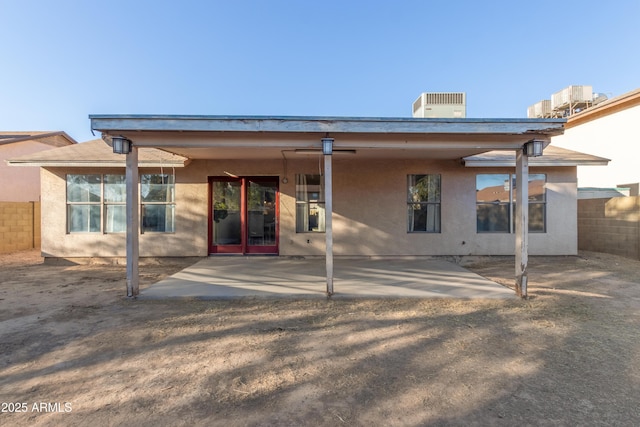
<box><xmin>578</xmin><ymin>196</ymin><xmax>640</xmax><ymax>259</ymax></box>
<box><xmin>0</xmin><ymin>202</ymin><xmax>40</xmax><ymax>253</ymax></box>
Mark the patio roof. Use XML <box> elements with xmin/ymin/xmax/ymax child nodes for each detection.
<box><xmin>90</xmin><ymin>115</ymin><xmax>566</xmax><ymax>161</ymax></box>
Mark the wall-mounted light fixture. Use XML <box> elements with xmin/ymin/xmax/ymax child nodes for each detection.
<box><xmin>112</xmin><ymin>136</ymin><xmax>132</xmax><ymax>154</ymax></box>
<box><xmin>525</xmin><ymin>139</ymin><xmax>544</xmax><ymax>157</ymax></box>
<box><xmin>322</xmin><ymin>137</ymin><xmax>334</xmax><ymax>155</ymax></box>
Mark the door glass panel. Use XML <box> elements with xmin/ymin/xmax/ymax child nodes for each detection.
<box><xmin>248</xmin><ymin>181</ymin><xmax>277</xmax><ymax>246</ymax></box>
<box><xmin>212</xmin><ymin>181</ymin><xmax>242</xmax><ymax>245</ymax></box>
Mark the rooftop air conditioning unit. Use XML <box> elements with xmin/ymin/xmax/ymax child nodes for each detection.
<box><xmin>551</xmin><ymin>85</ymin><xmax>593</xmax><ymax>110</ymax></box>
<box><xmin>412</xmin><ymin>92</ymin><xmax>466</xmax><ymax>118</ymax></box>
<box><xmin>527</xmin><ymin>100</ymin><xmax>552</xmax><ymax>118</ymax></box>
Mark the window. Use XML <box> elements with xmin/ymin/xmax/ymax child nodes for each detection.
<box><xmin>476</xmin><ymin>174</ymin><xmax>546</xmax><ymax>233</ymax></box>
<box><xmin>67</xmin><ymin>175</ymin><xmax>102</xmax><ymax>233</ymax></box>
<box><xmin>408</xmin><ymin>174</ymin><xmax>441</xmax><ymax>233</ymax></box>
<box><xmin>141</xmin><ymin>174</ymin><xmax>175</xmax><ymax>233</ymax></box>
<box><xmin>296</xmin><ymin>174</ymin><xmax>325</xmax><ymax>232</ymax></box>
<box><xmin>66</xmin><ymin>173</ymin><xmax>175</xmax><ymax>234</ymax></box>
<box><xmin>104</xmin><ymin>175</ymin><xmax>126</xmax><ymax>233</ymax></box>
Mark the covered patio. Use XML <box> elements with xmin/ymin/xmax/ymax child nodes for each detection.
<box><xmin>89</xmin><ymin>115</ymin><xmax>567</xmax><ymax>299</ymax></box>
<box><xmin>140</xmin><ymin>257</ymin><xmax>514</xmax><ymax>299</ymax></box>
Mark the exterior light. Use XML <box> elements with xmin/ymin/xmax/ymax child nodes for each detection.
<box><xmin>322</xmin><ymin>137</ymin><xmax>334</xmax><ymax>155</ymax></box>
<box><xmin>525</xmin><ymin>140</ymin><xmax>544</xmax><ymax>157</ymax></box>
<box><xmin>112</xmin><ymin>136</ymin><xmax>132</xmax><ymax>154</ymax></box>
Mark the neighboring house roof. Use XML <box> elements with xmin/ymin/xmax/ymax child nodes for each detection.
<box><xmin>463</xmin><ymin>145</ymin><xmax>610</xmax><ymax>167</ymax></box>
<box><xmin>6</xmin><ymin>139</ymin><xmax>190</xmax><ymax>168</ymax></box>
<box><xmin>566</xmin><ymin>87</ymin><xmax>640</xmax><ymax>129</ymax></box>
<box><xmin>0</xmin><ymin>131</ymin><xmax>78</xmax><ymax>147</ymax></box>
<box><xmin>477</xmin><ymin>179</ymin><xmax>546</xmax><ymax>202</ymax></box>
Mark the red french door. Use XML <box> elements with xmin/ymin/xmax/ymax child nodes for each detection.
<box><xmin>209</xmin><ymin>177</ymin><xmax>279</xmax><ymax>254</ymax></box>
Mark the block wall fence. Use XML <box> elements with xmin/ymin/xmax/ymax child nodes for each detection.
<box><xmin>0</xmin><ymin>202</ymin><xmax>40</xmax><ymax>253</ymax></box>
<box><xmin>578</xmin><ymin>196</ymin><xmax>640</xmax><ymax>260</ymax></box>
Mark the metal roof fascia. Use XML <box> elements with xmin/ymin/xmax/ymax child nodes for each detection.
<box><xmin>90</xmin><ymin>115</ymin><xmax>566</xmax><ymax>136</ymax></box>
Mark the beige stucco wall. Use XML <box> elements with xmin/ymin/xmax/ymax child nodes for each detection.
<box><xmin>40</xmin><ymin>159</ymin><xmax>578</xmax><ymax>258</ymax></box>
<box><xmin>1</xmin><ymin>141</ymin><xmax>57</xmax><ymax>202</ymax></box>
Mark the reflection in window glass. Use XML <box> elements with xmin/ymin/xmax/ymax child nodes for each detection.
<box><xmin>141</xmin><ymin>174</ymin><xmax>175</xmax><ymax>233</ymax></box>
<box><xmin>407</xmin><ymin>175</ymin><xmax>441</xmax><ymax>233</ymax></box>
<box><xmin>476</xmin><ymin>174</ymin><xmax>546</xmax><ymax>233</ymax></box>
<box><xmin>67</xmin><ymin>175</ymin><xmax>101</xmax><ymax>203</ymax></box>
<box><xmin>296</xmin><ymin>174</ymin><xmax>325</xmax><ymax>232</ymax></box>
<box><xmin>66</xmin><ymin>175</ymin><xmax>101</xmax><ymax>232</ymax></box>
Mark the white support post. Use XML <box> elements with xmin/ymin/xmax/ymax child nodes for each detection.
<box><xmin>323</xmin><ymin>138</ymin><xmax>334</xmax><ymax>296</ymax></box>
<box><xmin>126</xmin><ymin>146</ymin><xmax>140</xmax><ymax>297</ymax></box>
<box><xmin>515</xmin><ymin>147</ymin><xmax>529</xmax><ymax>298</ymax></box>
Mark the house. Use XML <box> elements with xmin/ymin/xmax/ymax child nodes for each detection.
<box><xmin>7</xmin><ymin>115</ymin><xmax>608</xmax><ymax>297</ymax></box>
<box><xmin>551</xmin><ymin>88</ymin><xmax>640</xmax><ymax>190</ymax></box>
<box><xmin>1</xmin><ymin>131</ymin><xmax>77</xmax><ymax>202</ymax></box>
<box><xmin>0</xmin><ymin>131</ymin><xmax>77</xmax><ymax>253</ymax></box>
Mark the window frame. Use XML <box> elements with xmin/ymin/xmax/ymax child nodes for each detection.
<box><xmin>295</xmin><ymin>174</ymin><xmax>325</xmax><ymax>233</ymax></box>
<box><xmin>66</xmin><ymin>174</ymin><xmax>103</xmax><ymax>233</ymax></box>
<box><xmin>407</xmin><ymin>174</ymin><xmax>441</xmax><ymax>233</ymax></box>
<box><xmin>476</xmin><ymin>173</ymin><xmax>546</xmax><ymax>234</ymax></box>
<box><xmin>140</xmin><ymin>174</ymin><xmax>176</xmax><ymax>234</ymax></box>
<box><xmin>66</xmin><ymin>173</ymin><xmax>176</xmax><ymax>234</ymax></box>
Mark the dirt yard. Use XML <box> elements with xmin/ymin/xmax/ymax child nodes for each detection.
<box><xmin>1</xmin><ymin>250</ymin><xmax>639</xmax><ymax>426</ymax></box>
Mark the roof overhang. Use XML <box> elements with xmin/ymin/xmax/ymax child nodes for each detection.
<box><xmin>6</xmin><ymin>139</ymin><xmax>190</xmax><ymax>168</ymax></box>
<box><xmin>463</xmin><ymin>146</ymin><xmax>610</xmax><ymax>167</ymax></box>
<box><xmin>89</xmin><ymin>115</ymin><xmax>566</xmax><ymax>161</ymax></box>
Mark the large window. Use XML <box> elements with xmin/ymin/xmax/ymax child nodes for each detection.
<box><xmin>476</xmin><ymin>174</ymin><xmax>546</xmax><ymax>233</ymax></box>
<box><xmin>66</xmin><ymin>174</ymin><xmax>175</xmax><ymax>234</ymax></box>
<box><xmin>407</xmin><ymin>174</ymin><xmax>441</xmax><ymax>233</ymax></box>
<box><xmin>296</xmin><ymin>174</ymin><xmax>325</xmax><ymax>232</ymax></box>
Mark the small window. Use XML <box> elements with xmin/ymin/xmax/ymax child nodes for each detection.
<box><xmin>66</xmin><ymin>175</ymin><xmax>101</xmax><ymax>233</ymax></box>
<box><xmin>104</xmin><ymin>175</ymin><xmax>126</xmax><ymax>233</ymax></box>
<box><xmin>407</xmin><ymin>174</ymin><xmax>441</xmax><ymax>233</ymax></box>
<box><xmin>141</xmin><ymin>174</ymin><xmax>175</xmax><ymax>233</ymax></box>
<box><xmin>296</xmin><ymin>174</ymin><xmax>325</xmax><ymax>232</ymax></box>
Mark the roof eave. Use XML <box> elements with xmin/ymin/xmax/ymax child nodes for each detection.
<box><xmin>8</xmin><ymin>160</ymin><xmax>190</xmax><ymax>168</ymax></box>
<box><xmin>90</xmin><ymin>115</ymin><xmax>566</xmax><ymax>137</ymax></box>
<box><xmin>464</xmin><ymin>160</ymin><xmax>610</xmax><ymax>168</ymax></box>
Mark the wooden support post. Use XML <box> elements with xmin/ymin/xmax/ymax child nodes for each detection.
<box><xmin>515</xmin><ymin>147</ymin><xmax>529</xmax><ymax>298</ymax></box>
<box><xmin>323</xmin><ymin>138</ymin><xmax>334</xmax><ymax>296</ymax></box>
<box><xmin>126</xmin><ymin>146</ymin><xmax>140</xmax><ymax>297</ymax></box>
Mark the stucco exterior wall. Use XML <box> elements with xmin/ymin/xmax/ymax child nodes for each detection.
<box><xmin>40</xmin><ymin>159</ymin><xmax>578</xmax><ymax>258</ymax></box>
<box><xmin>1</xmin><ymin>141</ymin><xmax>54</xmax><ymax>202</ymax></box>
<box><xmin>552</xmin><ymin>103</ymin><xmax>640</xmax><ymax>188</ymax></box>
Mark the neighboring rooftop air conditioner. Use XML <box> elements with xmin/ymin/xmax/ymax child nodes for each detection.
<box><xmin>527</xmin><ymin>99</ymin><xmax>552</xmax><ymax>118</ymax></box>
<box><xmin>550</xmin><ymin>85</ymin><xmax>593</xmax><ymax>112</ymax></box>
<box><xmin>412</xmin><ymin>92</ymin><xmax>466</xmax><ymax>118</ymax></box>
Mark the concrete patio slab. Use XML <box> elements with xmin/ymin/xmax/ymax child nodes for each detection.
<box><xmin>139</xmin><ymin>257</ymin><xmax>514</xmax><ymax>299</ymax></box>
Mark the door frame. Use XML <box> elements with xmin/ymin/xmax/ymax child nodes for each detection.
<box><xmin>208</xmin><ymin>176</ymin><xmax>279</xmax><ymax>255</ymax></box>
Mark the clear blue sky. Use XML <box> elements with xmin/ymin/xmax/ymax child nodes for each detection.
<box><xmin>1</xmin><ymin>0</ymin><xmax>638</xmax><ymax>142</ymax></box>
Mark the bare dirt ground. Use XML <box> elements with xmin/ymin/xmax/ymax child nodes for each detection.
<box><xmin>1</xmin><ymin>250</ymin><xmax>639</xmax><ymax>426</ymax></box>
